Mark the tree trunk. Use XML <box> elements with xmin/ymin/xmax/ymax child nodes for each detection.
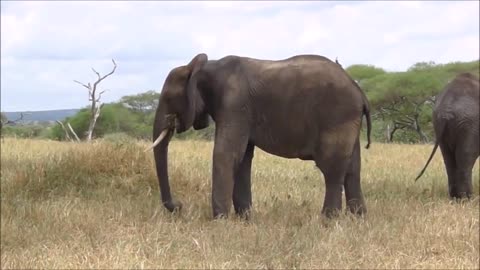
<box><xmin>413</xmin><ymin>117</ymin><xmax>429</xmax><ymax>143</ymax></box>
<box><xmin>386</xmin><ymin>123</ymin><xmax>391</xmax><ymax>142</ymax></box>
<box><xmin>389</xmin><ymin>124</ymin><xmax>399</xmax><ymax>143</ymax></box>
<box><xmin>86</xmin><ymin>103</ymin><xmax>102</xmax><ymax>141</ymax></box>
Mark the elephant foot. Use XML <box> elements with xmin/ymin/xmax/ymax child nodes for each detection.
<box><xmin>448</xmin><ymin>186</ymin><xmax>458</xmax><ymax>199</ymax></box>
<box><xmin>234</xmin><ymin>208</ymin><xmax>251</xmax><ymax>220</ymax></box>
<box><xmin>451</xmin><ymin>192</ymin><xmax>472</xmax><ymax>201</ymax></box>
<box><xmin>321</xmin><ymin>206</ymin><xmax>342</xmax><ymax>218</ymax></box>
<box><xmin>213</xmin><ymin>212</ymin><xmax>229</xmax><ymax>219</ymax></box>
<box><xmin>346</xmin><ymin>199</ymin><xmax>367</xmax><ymax>216</ymax></box>
<box><xmin>163</xmin><ymin>200</ymin><xmax>183</xmax><ymax>213</ymax></box>
<box><xmin>450</xmin><ymin>186</ymin><xmax>472</xmax><ymax>201</ymax></box>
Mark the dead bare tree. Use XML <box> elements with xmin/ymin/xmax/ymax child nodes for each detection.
<box><xmin>1</xmin><ymin>112</ymin><xmax>31</xmax><ymax>127</ymax></box>
<box><xmin>56</xmin><ymin>120</ymin><xmax>73</xmax><ymax>141</ymax></box>
<box><xmin>74</xmin><ymin>59</ymin><xmax>117</xmax><ymax>141</ymax></box>
<box><xmin>55</xmin><ymin>120</ymin><xmax>80</xmax><ymax>142</ymax></box>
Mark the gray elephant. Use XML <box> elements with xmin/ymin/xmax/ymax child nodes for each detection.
<box><xmin>146</xmin><ymin>53</ymin><xmax>372</xmax><ymax>218</ymax></box>
<box><xmin>416</xmin><ymin>72</ymin><xmax>479</xmax><ymax>199</ymax></box>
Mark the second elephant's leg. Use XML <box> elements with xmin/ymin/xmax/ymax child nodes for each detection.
<box><xmin>439</xmin><ymin>142</ymin><xmax>457</xmax><ymax>198</ymax></box>
<box><xmin>233</xmin><ymin>143</ymin><xmax>255</xmax><ymax>218</ymax></box>
<box><xmin>344</xmin><ymin>139</ymin><xmax>367</xmax><ymax>215</ymax></box>
<box><xmin>454</xmin><ymin>136</ymin><xmax>477</xmax><ymax>199</ymax></box>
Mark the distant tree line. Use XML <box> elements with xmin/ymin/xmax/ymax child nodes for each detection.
<box><xmin>1</xmin><ymin>60</ymin><xmax>478</xmax><ymax>144</ymax></box>
<box><xmin>348</xmin><ymin>60</ymin><xmax>478</xmax><ymax>143</ymax></box>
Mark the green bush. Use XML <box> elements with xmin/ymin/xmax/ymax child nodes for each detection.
<box><xmin>1</xmin><ymin>125</ymin><xmax>46</xmax><ymax>138</ymax></box>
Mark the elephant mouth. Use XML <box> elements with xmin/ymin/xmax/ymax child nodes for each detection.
<box><xmin>175</xmin><ymin>117</ymin><xmax>187</xmax><ymax>133</ymax></box>
<box><xmin>144</xmin><ymin>114</ymin><xmax>177</xmax><ymax>152</ymax></box>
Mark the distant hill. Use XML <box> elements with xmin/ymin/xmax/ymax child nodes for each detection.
<box><xmin>3</xmin><ymin>109</ymin><xmax>80</xmax><ymax>124</ymax></box>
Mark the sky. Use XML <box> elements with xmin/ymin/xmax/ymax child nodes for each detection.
<box><xmin>1</xmin><ymin>1</ymin><xmax>479</xmax><ymax>112</ymax></box>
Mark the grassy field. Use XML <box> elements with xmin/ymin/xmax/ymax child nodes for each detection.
<box><xmin>1</xmin><ymin>137</ymin><xmax>479</xmax><ymax>269</ymax></box>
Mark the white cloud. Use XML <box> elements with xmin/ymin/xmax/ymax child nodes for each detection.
<box><xmin>1</xmin><ymin>1</ymin><xmax>478</xmax><ymax>111</ymax></box>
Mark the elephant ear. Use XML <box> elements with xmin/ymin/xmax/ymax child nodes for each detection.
<box><xmin>187</xmin><ymin>53</ymin><xmax>208</xmax><ymax>75</ymax></box>
<box><xmin>183</xmin><ymin>53</ymin><xmax>208</xmax><ymax>130</ymax></box>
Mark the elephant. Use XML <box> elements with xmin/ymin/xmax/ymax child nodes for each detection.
<box><xmin>145</xmin><ymin>53</ymin><xmax>372</xmax><ymax>219</ymax></box>
<box><xmin>416</xmin><ymin>72</ymin><xmax>479</xmax><ymax>199</ymax></box>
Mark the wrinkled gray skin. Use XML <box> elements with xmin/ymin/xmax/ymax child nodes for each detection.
<box><xmin>416</xmin><ymin>73</ymin><xmax>479</xmax><ymax>199</ymax></box>
<box><xmin>152</xmin><ymin>53</ymin><xmax>372</xmax><ymax>219</ymax></box>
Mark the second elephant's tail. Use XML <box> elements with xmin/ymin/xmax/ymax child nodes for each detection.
<box><xmin>415</xmin><ymin>142</ymin><xmax>439</xmax><ymax>181</ymax></box>
<box><xmin>415</xmin><ymin>120</ymin><xmax>445</xmax><ymax>181</ymax></box>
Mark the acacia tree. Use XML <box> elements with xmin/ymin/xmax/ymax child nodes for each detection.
<box><xmin>120</xmin><ymin>90</ymin><xmax>159</xmax><ymax>114</ymax></box>
<box><xmin>364</xmin><ymin>70</ymin><xmax>448</xmax><ymax>143</ymax></box>
<box><xmin>346</xmin><ymin>64</ymin><xmax>387</xmax><ymax>85</ymax></box>
<box><xmin>74</xmin><ymin>59</ymin><xmax>117</xmax><ymax>141</ymax></box>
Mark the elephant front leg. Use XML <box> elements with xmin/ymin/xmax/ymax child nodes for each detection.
<box><xmin>233</xmin><ymin>143</ymin><xmax>254</xmax><ymax>219</ymax></box>
<box><xmin>211</xmin><ymin>126</ymin><xmax>249</xmax><ymax>219</ymax></box>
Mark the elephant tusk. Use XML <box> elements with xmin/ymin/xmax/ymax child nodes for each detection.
<box><xmin>144</xmin><ymin>129</ymin><xmax>170</xmax><ymax>152</ymax></box>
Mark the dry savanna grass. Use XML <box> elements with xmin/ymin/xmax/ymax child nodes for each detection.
<box><xmin>1</xmin><ymin>137</ymin><xmax>479</xmax><ymax>269</ymax></box>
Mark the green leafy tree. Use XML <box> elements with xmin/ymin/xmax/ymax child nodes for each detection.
<box><xmin>407</xmin><ymin>61</ymin><xmax>437</xmax><ymax>72</ymax></box>
<box><xmin>346</xmin><ymin>64</ymin><xmax>387</xmax><ymax>85</ymax></box>
<box><xmin>364</xmin><ymin>70</ymin><xmax>447</xmax><ymax>143</ymax></box>
<box><xmin>120</xmin><ymin>90</ymin><xmax>160</xmax><ymax>114</ymax></box>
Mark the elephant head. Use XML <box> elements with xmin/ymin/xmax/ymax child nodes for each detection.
<box><xmin>145</xmin><ymin>53</ymin><xmax>210</xmax><ymax>212</ymax></box>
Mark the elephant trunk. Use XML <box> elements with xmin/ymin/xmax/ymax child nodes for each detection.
<box><xmin>150</xmin><ymin>109</ymin><xmax>182</xmax><ymax>212</ymax></box>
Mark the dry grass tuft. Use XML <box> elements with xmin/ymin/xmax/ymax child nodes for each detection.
<box><xmin>1</xmin><ymin>138</ymin><xmax>479</xmax><ymax>269</ymax></box>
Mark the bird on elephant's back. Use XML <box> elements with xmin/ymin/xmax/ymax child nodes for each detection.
<box><xmin>145</xmin><ymin>53</ymin><xmax>372</xmax><ymax>219</ymax></box>
<box><xmin>416</xmin><ymin>72</ymin><xmax>479</xmax><ymax>199</ymax></box>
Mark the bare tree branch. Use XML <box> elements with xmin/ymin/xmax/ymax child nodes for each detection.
<box><xmin>92</xmin><ymin>59</ymin><xmax>117</xmax><ymax>92</ymax></box>
<box><xmin>91</xmin><ymin>68</ymin><xmax>101</xmax><ymax>80</ymax></box>
<box><xmin>96</xmin><ymin>89</ymin><xmax>108</xmax><ymax>102</ymax></box>
<box><xmin>73</xmin><ymin>80</ymin><xmax>91</xmax><ymax>90</ymax></box>
<box><xmin>67</xmin><ymin>122</ymin><xmax>80</xmax><ymax>142</ymax></box>
<box><xmin>56</xmin><ymin>120</ymin><xmax>72</xmax><ymax>141</ymax></box>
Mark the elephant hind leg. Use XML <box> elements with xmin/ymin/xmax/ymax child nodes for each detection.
<box><xmin>317</xmin><ymin>161</ymin><xmax>348</xmax><ymax>218</ymax></box>
<box><xmin>439</xmin><ymin>142</ymin><xmax>457</xmax><ymax>198</ymax></box>
<box><xmin>315</xmin><ymin>150</ymin><xmax>352</xmax><ymax>218</ymax></box>
<box><xmin>233</xmin><ymin>143</ymin><xmax>254</xmax><ymax>219</ymax></box>
<box><xmin>344</xmin><ymin>138</ymin><xmax>367</xmax><ymax>215</ymax></box>
<box><xmin>453</xmin><ymin>137</ymin><xmax>477</xmax><ymax>199</ymax></box>
<box><xmin>315</xmin><ymin>121</ymin><xmax>359</xmax><ymax>217</ymax></box>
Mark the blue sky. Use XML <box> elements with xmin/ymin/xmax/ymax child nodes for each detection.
<box><xmin>1</xmin><ymin>1</ymin><xmax>479</xmax><ymax>111</ymax></box>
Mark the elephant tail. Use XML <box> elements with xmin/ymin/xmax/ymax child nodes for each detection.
<box><xmin>355</xmin><ymin>80</ymin><xmax>372</xmax><ymax>149</ymax></box>
<box><xmin>363</xmin><ymin>103</ymin><xmax>372</xmax><ymax>149</ymax></box>
<box><xmin>415</xmin><ymin>121</ymin><xmax>445</xmax><ymax>181</ymax></box>
<box><xmin>414</xmin><ymin>142</ymin><xmax>439</xmax><ymax>182</ymax></box>
<box><xmin>339</xmin><ymin>62</ymin><xmax>372</xmax><ymax>149</ymax></box>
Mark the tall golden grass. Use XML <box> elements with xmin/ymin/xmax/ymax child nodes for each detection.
<box><xmin>1</xmin><ymin>138</ymin><xmax>478</xmax><ymax>269</ymax></box>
